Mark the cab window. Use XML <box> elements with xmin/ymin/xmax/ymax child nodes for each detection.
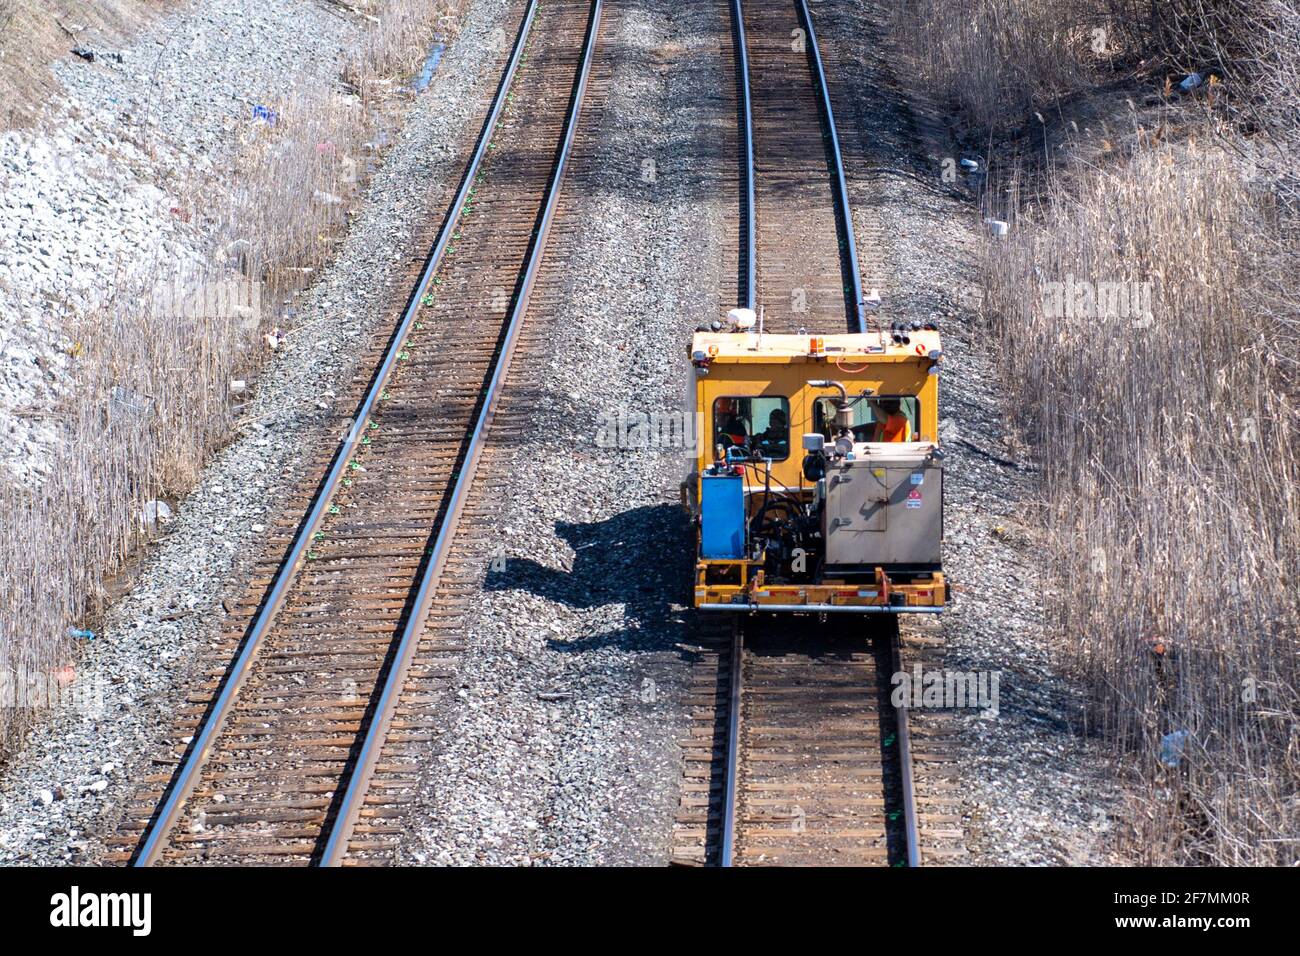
<box><xmin>713</xmin><ymin>396</ymin><xmax>790</xmax><ymax>460</ymax></box>
<box><xmin>814</xmin><ymin>395</ymin><xmax>921</xmax><ymax>442</ymax></box>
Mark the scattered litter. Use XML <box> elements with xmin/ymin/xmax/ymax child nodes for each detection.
<box><xmin>71</xmin><ymin>48</ymin><xmax>124</xmax><ymax>64</ymax></box>
<box><xmin>36</xmin><ymin>789</ymin><xmax>54</xmax><ymax>807</ymax></box>
<box><xmin>313</xmin><ymin>189</ymin><xmax>344</xmax><ymax>206</ymax></box>
<box><xmin>67</xmin><ymin>628</ymin><xmax>95</xmax><ymax>641</ymax></box>
<box><xmin>101</xmin><ymin>763</ymin><xmax>115</xmax><ymax>775</ymax></box>
<box><xmin>229</xmin><ymin>378</ymin><xmax>248</xmax><ymax>396</ymax></box>
<box><xmin>1179</xmin><ymin>72</ymin><xmax>1203</xmax><ymax>92</ymax></box>
<box><xmin>251</xmin><ymin>523</ymin><xmax>266</xmax><ymax>533</ymax></box>
<box><xmin>264</xmin><ymin>327</ymin><xmax>284</xmax><ymax>350</ymax></box>
<box><xmin>252</xmin><ymin>104</ymin><xmax>277</xmax><ymax>125</ymax></box>
<box><xmin>960</xmin><ymin>158</ymin><xmax>980</xmax><ymax>171</ymax></box>
<box><xmin>85</xmin><ymin>779</ymin><xmax>107</xmax><ymax>793</ymax></box>
<box><xmin>109</xmin><ymin>385</ymin><xmax>154</xmax><ymax>422</ymax></box>
<box><xmin>141</xmin><ymin>500</ymin><xmax>173</xmax><ymax>525</ymax></box>
<box><xmin>984</xmin><ymin>218</ymin><xmax>1010</xmax><ymax>238</ymax></box>
<box><xmin>1160</xmin><ymin>729</ymin><xmax>1191</xmax><ymax>767</ymax></box>
<box><xmin>316</xmin><ymin>141</ymin><xmax>337</xmax><ymax>154</ymax></box>
<box><xmin>863</xmin><ymin>288</ymin><xmax>882</xmax><ymax>310</ymax></box>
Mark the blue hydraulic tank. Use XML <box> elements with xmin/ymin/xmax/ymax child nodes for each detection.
<box><xmin>700</xmin><ymin>473</ymin><xmax>745</xmax><ymax>559</ymax></box>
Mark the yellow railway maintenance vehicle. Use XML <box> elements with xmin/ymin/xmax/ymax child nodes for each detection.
<box><xmin>684</xmin><ymin>309</ymin><xmax>947</xmax><ymax>614</ymax></box>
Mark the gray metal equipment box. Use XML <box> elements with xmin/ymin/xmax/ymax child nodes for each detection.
<box><xmin>822</xmin><ymin>447</ymin><xmax>943</xmax><ymax>568</ymax></box>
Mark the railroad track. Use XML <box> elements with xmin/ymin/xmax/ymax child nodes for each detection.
<box><xmin>109</xmin><ymin>0</ymin><xmax>605</xmax><ymax>866</ymax></box>
<box><xmin>674</xmin><ymin>615</ymin><xmax>923</xmax><ymax>867</ymax></box>
<box><xmin>671</xmin><ymin>0</ymin><xmax>942</xmax><ymax>867</ymax></box>
<box><xmin>724</xmin><ymin>618</ymin><xmax>916</xmax><ymax>866</ymax></box>
<box><xmin>741</xmin><ymin>0</ymin><xmax>863</xmax><ymax>334</ymax></box>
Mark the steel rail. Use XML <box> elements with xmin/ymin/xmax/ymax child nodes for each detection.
<box><xmin>131</xmin><ymin>0</ymin><xmax>542</xmax><ymax>867</ymax></box>
<box><xmin>890</xmin><ymin>627</ymin><xmax>922</xmax><ymax>867</ymax></box>
<box><xmin>794</xmin><ymin>0</ymin><xmax>865</xmax><ymax>333</ymax></box>
<box><xmin>731</xmin><ymin>0</ymin><xmax>756</xmax><ymax>313</ymax></box>
<box><xmin>318</xmin><ymin>0</ymin><xmax>605</xmax><ymax>867</ymax></box>
<box><xmin>718</xmin><ymin>620</ymin><xmax>743</xmax><ymax>866</ymax></box>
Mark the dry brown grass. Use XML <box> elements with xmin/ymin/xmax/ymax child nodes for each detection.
<box><xmin>888</xmin><ymin>0</ymin><xmax>1299</xmax><ymax>863</ymax></box>
<box><xmin>984</xmin><ymin>135</ymin><xmax>1299</xmax><ymax>864</ymax></box>
<box><xmin>887</xmin><ymin>0</ymin><xmax>1114</xmax><ymax>131</ymax></box>
<box><xmin>343</xmin><ymin>0</ymin><xmax>464</xmax><ymax>96</ymax></box>
<box><xmin>0</xmin><ymin>0</ymin><xmax>460</xmax><ymax>752</ymax></box>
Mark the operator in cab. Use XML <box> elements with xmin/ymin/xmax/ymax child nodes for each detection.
<box><xmin>715</xmin><ymin>399</ymin><xmax>749</xmax><ymax>448</ymax></box>
<box><xmin>754</xmin><ymin>407</ymin><xmax>789</xmax><ymax>458</ymax></box>
<box><xmin>869</xmin><ymin>398</ymin><xmax>911</xmax><ymax>442</ymax></box>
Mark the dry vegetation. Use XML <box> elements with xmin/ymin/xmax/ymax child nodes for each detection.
<box><xmin>0</xmin><ymin>0</ymin><xmax>179</xmax><ymax>129</ymax></box>
<box><xmin>0</xmin><ymin>0</ymin><xmax>461</xmax><ymax>752</ymax></box>
<box><xmin>891</xmin><ymin>0</ymin><xmax>1299</xmax><ymax>863</ymax></box>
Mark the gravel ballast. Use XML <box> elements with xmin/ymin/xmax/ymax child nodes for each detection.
<box><xmin>0</xmin><ymin>0</ymin><xmax>515</xmax><ymax>865</ymax></box>
<box><xmin>395</xmin><ymin>0</ymin><xmax>727</xmax><ymax>867</ymax></box>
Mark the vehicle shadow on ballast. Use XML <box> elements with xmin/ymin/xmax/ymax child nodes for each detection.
<box><xmin>483</xmin><ymin>502</ymin><xmax>695</xmax><ymax>654</ymax></box>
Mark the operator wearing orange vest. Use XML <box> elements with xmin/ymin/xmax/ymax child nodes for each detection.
<box><xmin>870</xmin><ymin>398</ymin><xmax>911</xmax><ymax>442</ymax></box>
<box><xmin>715</xmin><ymin>398</ymin><xmax>749</xmax><ymax>448</ymax></box>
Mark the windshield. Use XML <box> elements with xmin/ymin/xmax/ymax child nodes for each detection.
<box><xmin>814</xmin><ymin>395</ymin><xmax>921</xmax><ymax>443</ymax></box>
<box><xmin>713</xmin><ymin>396</ymin><xmax>790</xmax><ymax>460</ymax></box>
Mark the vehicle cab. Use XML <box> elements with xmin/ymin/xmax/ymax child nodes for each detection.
<box><xmin>683</xmin><ymin>310</ymin><xmax>947</xmax><ymax>613</ymax></box>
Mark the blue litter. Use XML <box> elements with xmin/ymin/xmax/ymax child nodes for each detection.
<box><xmin>68</xmin><ymin>628</ymin><xmax>96</xmax><ymax>641</ymax></box>
<box><xmin>252</xmin><ymin>105</ymin><xmax>277</xmax><ymax>124</ymax></box>
<box><xmin>1159</xmin><ymin>729</ymin><xmax>1191</xmax><ymax>767</ymax></box>
<box><xmin>412</xmin><ymin>42</ymin><xmax>446</xmax><ymax>92</ymax></box>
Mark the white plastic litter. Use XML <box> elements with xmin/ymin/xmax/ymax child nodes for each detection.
<box><xmin>141</xmin><ymin>500</ymin><xmax>173</xmax><ymax>524</ymax></box>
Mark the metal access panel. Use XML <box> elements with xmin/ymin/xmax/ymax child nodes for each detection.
<box><xmin>823</xmin><ymin>455</ymin><xmax>942</xmax><ymax>567</ymax></box>
<box><xmin>701</xmin><ymin>473</ymin><xmax>746</xmax><ymax>559</ymax></box>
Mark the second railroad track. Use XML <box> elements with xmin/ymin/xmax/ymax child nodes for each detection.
<box><xmin>111</xmin><ymin>0</ymin><xmax>605</xmax><ymax>867</ymax></box>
